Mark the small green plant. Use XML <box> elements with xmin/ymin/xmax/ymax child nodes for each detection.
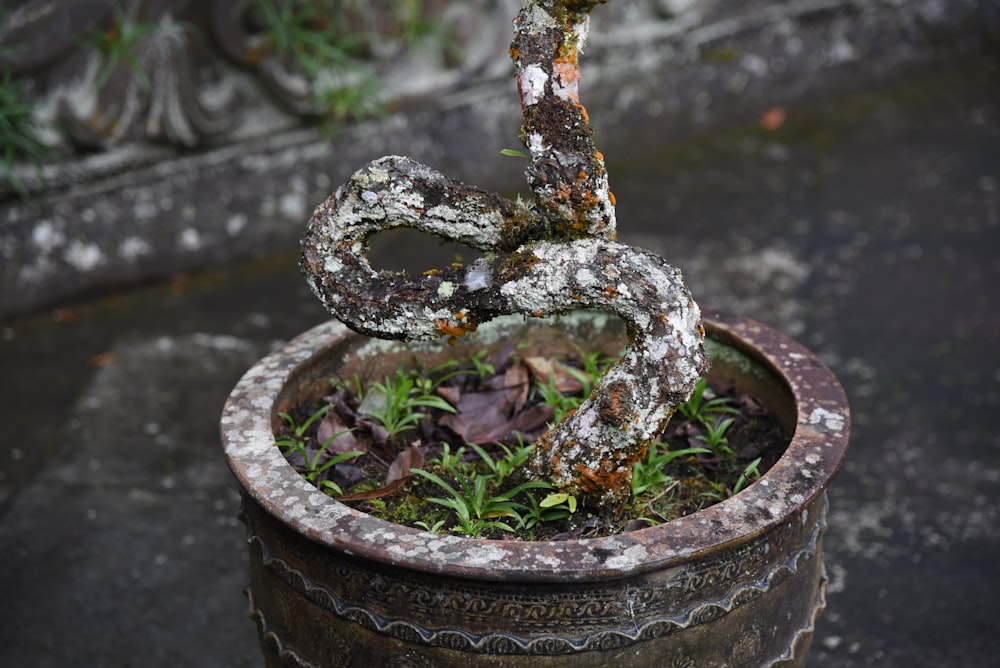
<box><xmin>534</xmin><ymin>374</ymin><xmax>582</xmax><ymax>423</ymax></box>
<box><xmin>532</xmin><ymin>346</ymin><xmax>615</xmax><ymax>422</ymax></box>
<box><xmin>358</xmin><ymin>365</ymin><xmax>456</xmax><ymax>440</ymax></box>
<box><xmin>500</xmin><ymin>148</ymin><xmax>528</xmax><ymax>159</ymax></box>
<box><xmin>1</xmin><ymin>13</ymin><xmax>52</xmax><ymax>199</ymax></box>
<box><xmin>0</xmin><ymin>69</ymin><xmax>51</xmax><ymax>198</ymax></box>
<box><xmin>276</xmin><ymin>342</ymin><xmax>782</xmax><ymax>539</ymax></box>
<box><xmin>631</xmin><ymin>442</ymin><xmax>710</xmax><ymax>496</ymax></box>
<box><xmin>413</xmin><ymin>517</ymin><xmax>447</xmax><ymax>533</ymax></box>
<box><xmin>413</xmin><ymin>440</ymin><xmax>561</xmax><ymax>536</ymax></box>
<box><xmin>410</xmin><ymin>467</ymin><xmax>552</xmax><ymax>537</ymax></box>
<box><xmin>255</xmin><ymin>0</ymin><xmax>365</xmax><ymax>79</ymax></box>
<box><xmin>677</xmin><ymin>378</ymin><xmax>740</xmax><ymax>425</ymax></box>
<box><xmin>523</xmin><ymin>492</ymin><xmax>576</xmax><ymax>530</ymax></box>
<box><xmin>539</xmin><ymin>492</ymin><xmax>577</xmax><ymax>514</ymax></box>
<box><xmin>696</xmin><ymin>415</ymin><xmax>736</xmax><ymax>455</ymax></box>
<box><xmin>675</xmin><ymin>377</ymin><xmax>740</xmax><ymax>456</ymax></box>
<box><xmin>408</xmin><ymin>436</ymin><xmax>570</xmax><ymax>537</ymax></box>
<box><xmin>466</xmin><ymin>441</ymin><xmax>533</xmax><ymax>483</ymax></box>
<box><xmin>700</xmin><ymin>456</ymin><xmax>762</xmax><ymax>500</ymax></box>
<box><xmin>428</xmin><ymin>442</ymin><xmax>466</xmax><ymax>471</ymax></box>
<box><xmin>573</xmin><ymin>344</ymin><xmax>614</xmax><ymax>385</ymax></box>
<box><xmin>412</xmin><ymin>349</ymin><xmax>495</xmax><ymax>396</ymax></box>
<box><xmin>733</xmin><ymin>456</ymin><xmax>763</xmax><ymax>495</ymax></box>
<box><xmin>275</xmin><ymin>405</ymin><xmax>363</xmax><ymax>494</ymax></box>
<box><xmin>464</xmin><ymin>349</ymin><xmax>496</xmax><ymax>382</ymax></box>
<box><xmin>389</xmin><ymin>0</ymin><xmax>447</xmax><ymax>47</ymax></box>
<box><xmin>254</xmin><ymin>0</ymin><xmax>450</xmax><ymax>122</ymax></box>
<box><xmin>82</xmin><ymin>7</ymin><xmax>158</xmax><ymax>90</ymax></box>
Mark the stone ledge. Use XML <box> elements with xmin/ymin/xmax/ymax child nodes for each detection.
<box><xmin>0</xmin><ymin>0</ymin><xmax>991</xmax><ymax>321</ymax></box>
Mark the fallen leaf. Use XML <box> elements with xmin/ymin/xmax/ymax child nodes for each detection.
<box><xmin>439</xmin><ymin>387</ymin><xmax>517</xmax><ymax>444</ymax></box>
<box><xmin>356</xmin><ymin>416</ymin><xmax>390</xmax><ymax>445</ymax></box>
<box><xmin>323</xmin><ymin>463</ymin><xmax>365</xmax><ymax>492</ymax></box>
<box><xmin>317</xmin><ymin>410</ymin><xmax>363</xmax><ymax>454</ymax></box>
<box><xmin>386</xmin><ymin>445</ymin><xmax>424</xmax><ymax>485</ymax></box>
<box><xmin>485</xmin><ymin>360</ymin><xmax>531</xmax><ymax>412</ymax></box>
<box><xmin>759</xmin><ymin>107</ymin><xmax>786</xmax><ymax>130</ymax></box>
<box><xmin>523</xmin><ymin>356</ymin><xmax>585</xmax><ymax>393</ymax></box>
<box><xmin>338</xmin><ymin>478</ymin><xmax>408</xmax><ymax>502</ymax></box>
<box><xmin>506</xmin><ymin>404</ymin><xmax>555</xmax><ymax>436</ymax></box>
<box><xmin>435</xmin><ymin>385</ymin><xmax>461</xmax><ymax>406</ymax></box>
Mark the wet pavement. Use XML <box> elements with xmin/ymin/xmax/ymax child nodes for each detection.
<box><xmin>1</xmin><ymin>52</ymin><xmax>998</xmax><ymax>667</ymax></box>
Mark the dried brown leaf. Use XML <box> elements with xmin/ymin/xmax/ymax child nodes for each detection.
<box><xmin>435</xmin><ymin>385</ymin><xmax>461</xmax><ymax>406</ymax></box>
<box><xmin>338</xmin><ymin>478</ymin><xmax>408</xmax><ymax>502</ymax></box>
<box><xmin>523</xmin><ymin>356</ymin><xmax>584</xmax><ymax>394</ymax></box>
<box><xmin>387</xmin><ymin>445</ymin><xmax>424</xmax><ymax>485</ymax></box>
<box><xmin>439</xmin><ymin>386</ymin><xmax>517</xmax><ymax>444</ymax></box>
<box><xmin>318</xmin><ymin>410</ymin><xmax>364</xmax><ymax>454</ymax></box>
<box><xmin>507</xmin><ymin>404</ymin><xmax>555</xmax><ymax>436</ymax></box>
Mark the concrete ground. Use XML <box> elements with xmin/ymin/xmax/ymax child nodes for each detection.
<box><xmin>1</xmin><ymin>51</ymin><xmax>998</xmax><ymax>667</ymax></box>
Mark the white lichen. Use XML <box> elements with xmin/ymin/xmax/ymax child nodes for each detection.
<box><xmin>519</xmin><ymin>64</ymin><xmax>549</xmax><ymax>106</ymax></box>
<box><xmin>465</xmin><ymin>260</ymin><xmax>492</xmax><ymax>291</ymax></box>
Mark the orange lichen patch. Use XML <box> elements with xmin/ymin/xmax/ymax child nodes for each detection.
<box><xmin>553</xmin><ymin>59</ymin><xmax>581</xmax><ymax>102</ymax></box>
<box><xmin>554</xmin><ymin>47</ymin><xmax>579</xmax><ymax>67</ymax></box>
<box><xmin>577</xmin><ymin>103</ymin><xmax>590</xmax><ymax>124</ymax></box>
<box><xmin>435</xmin><ymin>319</ymin><xmax>476</xmax><ymax>339</ymax></box>
<box><xmin>609</xmin><ymin>191</ymin><xmax>616</xmax><ymax>206</ymax></box>
<box><xmin>573</xmin><ymin>460</ymin><xmax>631</xmax><ymax>497</ymax></box>
<box><xmin>599</xmin><ymin>384</ymin><xmax>625</xmax><ymax>419</ymax></box>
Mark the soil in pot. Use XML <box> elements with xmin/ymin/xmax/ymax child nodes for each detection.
<box><xmin>274</xmin><ymin>338</ymin><xmax>789</xmax><ymax>540</ymax></box>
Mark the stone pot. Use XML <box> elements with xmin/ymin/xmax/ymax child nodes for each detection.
<box><xmin>220</xmin><ymin>309</ymin><xmax>849</xmax><ymax>667</ymax></box>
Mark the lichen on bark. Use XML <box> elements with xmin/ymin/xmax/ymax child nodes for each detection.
<box><xmin>300</xmin><ymin>0</ymin><xmax>709</xmax><ymax>510</ymax></box>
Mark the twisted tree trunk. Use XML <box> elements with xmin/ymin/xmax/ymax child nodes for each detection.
<box><xmin>300</xmin><ymin>0</ymin><xmax>708</xmax><ymax>509</ymax></box>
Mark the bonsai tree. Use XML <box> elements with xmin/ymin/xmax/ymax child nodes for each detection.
<box><xmin>300</xmin><ymin>0</ymin><xmax>709</xmax><ymax>512</ymax></box>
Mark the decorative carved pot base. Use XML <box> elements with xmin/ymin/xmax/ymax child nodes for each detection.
<box><xmin>221</xmin><ymin>311</ymin><xmax>850</xmax><ymax>668</ymax></box>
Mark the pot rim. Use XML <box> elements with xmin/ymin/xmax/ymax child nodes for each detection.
<box><xmin>221</xmin><ymin>308</ymin><xmax>849</xmax><ymax>582</ymax></box>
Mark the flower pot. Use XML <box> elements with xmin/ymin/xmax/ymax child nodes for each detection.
<box><xmin>221</xmin><ymin>309</ymin><xmax>849</xmax><ymax>667</ymax></box>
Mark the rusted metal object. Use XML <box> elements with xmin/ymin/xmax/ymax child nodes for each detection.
<box><xmin>221</xmin><ymin>310</ymin><xmax>850</xmax><ymax>667</ymax></box>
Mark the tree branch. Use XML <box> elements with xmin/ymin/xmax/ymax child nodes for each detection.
<box><xmin>300</xmin><ymin>1</ymin><xmax>708</xmax><ymax>509</ymax></box>
<box><xmin>511</xmin><ymin>0</ymin><xmax>616</xmax><ymax>239</ymax></box>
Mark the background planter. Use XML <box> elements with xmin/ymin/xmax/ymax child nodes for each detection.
<box><xmin>221</xmin><ymin>309</ymin><xmax>849</xmax><ymax>667</ymax></box>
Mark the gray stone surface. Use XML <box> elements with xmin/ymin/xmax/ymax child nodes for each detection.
<box><xmin>1</xmin><ymin>19</ymin><xmax>999</xmax><ymax>668</ymax></box>
<box><xmin>1</xmin><ymin>0</ymin><xmax>992</xmax><ymax>320</ymax></box>
<box><xmin>0</xmin><ymin>334</ymin><xmax>267</xmax><ymax>666</ymax></box>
